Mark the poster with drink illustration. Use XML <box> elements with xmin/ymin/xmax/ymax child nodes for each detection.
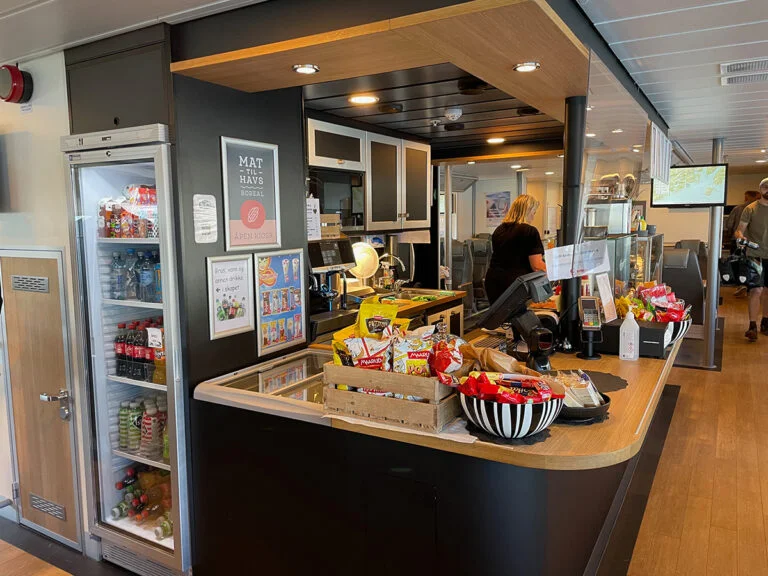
<box><xmin>221</xmin><ymin>136</ymin><xmax>281</xmax><ymax>251</ymax></box>
<box><xmin>255</xmin><ymin>249</ymin><xmax>306</xmax><ymax>355</ymax></box>
<box><xmin>207</xmin><ymin>255</ymin><xmax>255</xmax><ymax>340</ymax></box>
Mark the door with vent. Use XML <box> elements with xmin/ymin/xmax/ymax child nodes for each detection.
<box><xmin>0</xmin><ymin>251</ymin><xmax>81</xmax><ymax>549</ymax></box>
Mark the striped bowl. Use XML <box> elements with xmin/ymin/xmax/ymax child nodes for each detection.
<box><xmin>459</xmin><ymin>393</ymin><xmax>564</xmax><ymax>439</ymax></box>
<box><xmin>668</xmin><ymin>317</ymin><xmax>692</xmax><ymax>346</ymax></box>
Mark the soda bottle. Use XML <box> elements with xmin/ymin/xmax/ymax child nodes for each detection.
<box><xmin>115</xmin><ymin>466</ymin><xmax>137</xmax><ymax>490</ymax></box>
<box><xmin>124</xmin><ymin>323</ymin><xmax>136</xmax><ymax>379</ymax></box>
<box><xmin>114</xmin><ymin>323</ymin><xmax>127</xmax><ymax>376</ymax></box>
<box><xmin>152</xmin><ymin>327</ymin><xmax>166</xmax><ymax>385</ymax></box>
<box><xmin>127</xmin><ymin>402</ymin><xmax>142</xmax><ymax>451</ymax></box>
<box><xmin>124</xmin><ymin>249</ymin><xmax>138</xmax><ymax>300</ymax></box>
<box><xmin>110</xmin><ymin>252</ymin><xmax>127</xmax><ymax>300</ymax></box>
<box><xmin>154</xmin><ymin>515</ymin><xmax>173</xmax><ymax>540</ymax></box>
<box><xmin>162</xmin><ymin>426</ymin><xmax>169</xmax><ymax>461</ymax></box>
<box><xmin>143</xmin><ymin>325</ymin><xmax>156</xmax><ymax>382</ymax></box>
<box><xmin>118</xmin><ymin>400</ymin><xmax>130</xmax><ymax>449</ymax></box>
<box><xmin>153</xmin><ymin>256</ymin><xmax>162</xmax><ymax>304</ymax></box>
<box><xmin>139</xmin><ymin>254</ymin><xmax>155</xmax><ymax>303</ymax></box>
<box><xmin>140</xmin><ymin>405</ymin><xmax>160</xmax><ymax>458</ymax></box>
<box><xmin>131</xmin><ymin>323</ymin><xmax>147</xmax><ymax>380</ymax></box>
<box><xmin>110</xmin><ymin>500</ymin><xmax>130</xmax><ymax>520</ymax></box>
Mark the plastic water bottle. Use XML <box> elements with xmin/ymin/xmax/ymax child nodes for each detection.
<box><xmin>110</xmin><ymin>252</ymin><xmax>127</xmax><ymax>300</ymax></box>
<box><xmin>139</xmin><ymin>253</ymin><xmax>155</xmax><ymax>302</ymax></box>
<box><xmin>125</xmin><ymin>248</ymin><xmax>138</xmax><ymax>300</ymax></box>
<box><xmin>153</xmin><ymin>255</ymin><xmax>162</xmax><ymax>304</ymax></box>
<box><xmin>620</xmin><ymin>311</ymin><xmax>640</xmax><ymax>361</ymax></box>
<box><xmin>118</xmin><ymin>401</ymin><xmax>130</xmax><ymax>449</ymax></box>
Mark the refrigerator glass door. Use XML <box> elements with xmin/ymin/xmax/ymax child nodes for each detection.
<box><xmin>68</xmin><ymin>143</ymin><xmax>188</xmax><ymax>570</ymax></box>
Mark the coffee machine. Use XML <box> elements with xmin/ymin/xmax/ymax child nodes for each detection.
<box><xmin>307</xmin><ymin>238</ymin><xmax>358</xmax><ymax>340</ymax></box>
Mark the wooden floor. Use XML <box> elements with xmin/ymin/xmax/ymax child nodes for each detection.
<box><xmin>0</xmin><ymin>538</ymin><xmax>70</xmax><ymax>576</ymax></box>
<box><xmin>629</xmin><ymin>287</ymin><xmax>768</xmax><ymax>575</ymax></box>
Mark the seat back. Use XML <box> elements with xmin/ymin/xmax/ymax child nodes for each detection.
<box><xmin>675</xmin><ymin>239</ymin><xmax>708</xmax><ymax>280</ymax></box>
<box><xmin>662</xmin><ymin>248</ymin><xmax>705</xmax><ymax>325</ymax></box>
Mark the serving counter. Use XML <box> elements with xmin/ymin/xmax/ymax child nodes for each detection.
<box><xmin>191</xmin><ymin>337</ymin><xmax>680</xmax><ymax>576</ymax></box>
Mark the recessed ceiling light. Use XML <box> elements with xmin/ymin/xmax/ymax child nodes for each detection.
<box><xmin>510</xmin><ymin>164</ymin><xmax>522</xmax><ymax>169</ymax></box>
<box><xmin>762</xmin><ymin>149</ymin><xmax>767</xmax><ymax>153</ymax></box>
<box><xmin>348</xmin><ymin>94</ymin><xmax>379</xmax><ymax>105</ymax></box>
<box><xmin>467</xmin><ymin>161</ymin><xmax>476</xmax><ymax>165</ymax></box>
<box><xmin>612</xmin><ymin>128</ymin><xmax>624</xmax><ymax>134</ymax></box>
<box><xmin>756</xmin><ymin>159</ymin><xmax>767</xmax><ymax>163</ymax></box>
<box><xmin>586</xmin><ymin>133</ymin><xmax>596</xmax><ymax>138</ymax></box>
<box><xmin>292</xmin><ymin>64</ymin><xmax>319</xmax><ymax>75</ymax></box>
<box><xmin>516</xmin><ymin>168</ymin><xmax>530</xmax><ymax>172</ymax></box>
<box><xmin>632</xmin><ymin>144</ymin><xmax>642</xmax><ymax>148</ymax></box>
<box><xmin>487</xmin><ymin>137</ymin><xmax>505</xmax><ymax>144</ymax></box>
<box><xmin>586</xmin><ymin>105</ymin><xmax>594</xmax><ymax>111</ymax></box>
<box><xmin>545</xmin><ymin>171</ymin><xmax>555</xmax><ymax>176</ymax></box>
<box><xmin>513</xmin><ymin>62</ymin><xmax>540</xmax><ymax>73</ymax></box>
<box><xmin>632</xmin><ymin>148</ymin><xmax>641</xmax><ymax>153</ymax></box>
<box><xmin>557</xmin><ymin>154</ymin><xmax>564</xmax><ymax>158</ymax></box>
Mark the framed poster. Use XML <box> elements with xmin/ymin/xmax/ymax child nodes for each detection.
<box><xmin>486</xmin><ymin>191</ymin><xmax>511</xmax><ymax>228</ymax></box>
<box><xmin>207</xmin><ymin>255</ymin><xmax>255</xmax><ymax>340</ymax></box>
<box><xmin>255</xmin><ymin>249</ymin><xmax>306</xmax><ymax>355</ymax></box>
<box><xmin>221</xmin><ymin>136</ymin><xmax>281</xmax><ymax>251</ymax></box>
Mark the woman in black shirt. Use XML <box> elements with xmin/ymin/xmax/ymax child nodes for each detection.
<box><xmin>484</xmin><ymin>194</ymin><xmax>546</xmax><ymax>303</ymax></box>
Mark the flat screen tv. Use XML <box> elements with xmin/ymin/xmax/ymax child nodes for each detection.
<box><xmin>651</xmin><ymin>164</ymin><xmax>728</xmax><ymax>208</ymax></box>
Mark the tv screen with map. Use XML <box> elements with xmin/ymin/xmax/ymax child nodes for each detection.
<box><xmin>651</xmin><ymin>164</ymin><xmax>728</xmax><ymax>208</ymax></box>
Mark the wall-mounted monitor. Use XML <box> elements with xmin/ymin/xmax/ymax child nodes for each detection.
<box><xmin>651</xmin><ymin>164</ymin><xmax>728</xmax><ymax>208</ymax></box>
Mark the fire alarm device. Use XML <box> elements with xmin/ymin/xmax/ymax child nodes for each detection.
<box><xmin>0</xmin><ymin>65</ymin><xmax>33</xmax><ymax>104</ymax></box>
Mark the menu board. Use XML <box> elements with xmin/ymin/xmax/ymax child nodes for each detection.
<box><xmin>255</xmin><ymin>249</ymin><xmax>306</xmax><ymax>355</ymax></box>
<box><xmin>221</xmin><ymin>136</ymin><xmax>281</xmax><ymax>250</ymax></box>
<box><xmin>207</xmin><ymin>255</ymin><xmax>256</xmax><ymax>340</ymax></box>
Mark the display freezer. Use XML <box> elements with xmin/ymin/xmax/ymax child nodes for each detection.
<box><xmin>64</xmin><ymin>125</ymin><xmax>190</xmax><ymax>575</ymax></box>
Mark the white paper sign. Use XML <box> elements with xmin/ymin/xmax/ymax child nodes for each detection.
<box><xmin>193</xmin><ymin>194</ymin><xmax>218</xmax><ymax>244</ymax></box>
<box><xmin>207</xmin><ymin>255</ymin><xmax>255</xmax><ymax>339</ymax></box>
<box><xmin>20</xmin><ymin>103</ymin><xmax>32</xmax><ymax>114</ymax></box>
<box><xmin>146</xmin><ymin>327</ymin><xmax>164</xmax><ymax>349</ymax></box>
<box><xmin>596</xmin><ymin>272</ymin><xmax>618</xmax><ymax>323</ymax></box>
<box><xmin>545</xmin><ymin>240</ymin><xmax>610</xmax><ymax>281</ymax></box>
<box><xmin>306</xmin><ymin>197</ymin><xmax>321</xmax><ymax>241</ymax></box>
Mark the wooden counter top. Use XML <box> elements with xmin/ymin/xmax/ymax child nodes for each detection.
<box><xmin>331</xmin><ymin>338</ymin><xmax>681</xmax><ymax>471</ymax></box>
<box><xmin>393</xmin><ymin>291</ymin><xmax>465</xmax><ymax>317</ymax></box>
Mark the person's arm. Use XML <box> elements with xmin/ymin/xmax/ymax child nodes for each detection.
<box><xmin>735</xmin><ymin>221</ymin><xmax>748</xmax><ymax>240</ymax></box>
<box><xmin>529</xmin><ymin>253</ymin><xmax>547</xmax><ymax>272</ymax></box>
<box><xmin>528</xmin><ymin>226</ymin><xmax>546</xmax><ymax>272</ymax></box>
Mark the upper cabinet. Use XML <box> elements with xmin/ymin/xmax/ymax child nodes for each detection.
<box><xmin>401</xmin><ymin>141</ymin><xmax>431</xmax><ymax>230</ymax></box>
<box><xmin>308</xmin><ymin>118</ymin><xmax>366</xmax><ymax>172</ymax></box>
<box><xmin>366</xmin><ymin>133</ymin><xmax>403</xmax><ymax>231</ymax></box>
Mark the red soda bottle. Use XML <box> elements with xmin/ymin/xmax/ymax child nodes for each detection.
<box><xmin>143</xmin><ymin>323</ymin><xmax>156</xmax><ymax>382</ymax></box>
<box><xmin>131</xmin><ymin>323</ymin><xmax>147</xmax><ymax>380</ymax></box>
<box><xmin>115</xmin><ymin>323</ymin><xmax>127</xmax><ymax>376</ymax></box>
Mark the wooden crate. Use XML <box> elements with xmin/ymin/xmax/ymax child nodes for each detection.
<box><xmin>323</xmin><ymin>363</ymin><xmax>459</xmax><ymax>433</ymax></box>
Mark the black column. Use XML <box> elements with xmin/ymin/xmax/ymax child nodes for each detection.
<box><xmin>561</xmin><ymin>95</ymin><xmax>587</xmax><ymax>348</ymax></box>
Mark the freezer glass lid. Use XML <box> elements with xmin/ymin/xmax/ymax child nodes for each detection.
<box><xmin>221</xmin><ymin>349</ymin><xmax>330</xmax><ymax>394</ymax></box>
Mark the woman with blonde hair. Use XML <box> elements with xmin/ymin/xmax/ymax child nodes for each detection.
<box><xmin>484</xmin><ymin>194</ymin><xmax>547</xmax><ymax>303</ymax></box>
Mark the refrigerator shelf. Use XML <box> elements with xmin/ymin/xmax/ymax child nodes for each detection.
<box><xmin>113</xmin><ymin>449</ymin><xmax>171</xmax><ymax>471</ymax></box>
<box><xmin>107</xmin><ymin>374</ymin><xmax>167</xmax><ymax>392</ymax></box>
<box><xmin>104</xmin><ymin>516</ymin><xmax>174</xmax><ymax>551</ymax></box>
<box><xmin>103</xmin><ymin>298</ymin><xmax>164</xmax><ymax>310</ymax></box>
<box><xmin>98</xmin><ymin>238</ymin><xmax>160</xmax><ymax>245</ymax></box>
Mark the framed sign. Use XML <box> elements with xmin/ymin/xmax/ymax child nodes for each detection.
<box><xmin>255</xmin><ymin>249</ymin><xmax>306</xmax><ymax>355</ymax></box>
<box><xmin>221</xmin><ymin>136</ymin><xmax>281</xmax><ymax>251</ymax></box>
<box><xmin>207</xmin><ymin>255</ymin><xmax>255</xmax><ymax>340</ymax></box>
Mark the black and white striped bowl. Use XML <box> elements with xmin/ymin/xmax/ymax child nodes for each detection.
<box><xmin>459</xmin><ymin>393</ymin><xmax>564</xmax><ymax>439</ymax></box>
<box><xmin>669</xmin><ymin>317</ymin><xmax>692</xmax><ymax>345</ymax></box>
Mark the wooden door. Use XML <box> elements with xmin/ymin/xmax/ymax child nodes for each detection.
<box><xmin>1</xmin><ymin>256</ymin><xmax>79</xmax><ymax>546</ymax></box>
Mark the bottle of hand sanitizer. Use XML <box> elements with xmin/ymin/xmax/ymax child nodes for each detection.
<box><xmin>620</xmin><ymin>312</ymin><xmax>640</xmax><ymax>361</ymax></box>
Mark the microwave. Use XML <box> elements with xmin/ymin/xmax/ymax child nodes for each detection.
<box><xmin>308</xmin><ymin>167</ymin><xmax>365</xmax><ymax>231</ymax></box>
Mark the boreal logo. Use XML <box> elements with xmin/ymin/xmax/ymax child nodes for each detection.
<box><xmin>131</xmin><ymin>413</ymin><xmax>142</xmax><ymax>430</ymax></box>
<box><xmin>240</xmin><ymin>199</ymin><xmax>266</xmax><ymax>229</ymax></box>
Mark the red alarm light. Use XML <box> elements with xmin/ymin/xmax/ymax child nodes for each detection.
<box><xmin>0</xmin><ymin>65</ymin><xmax>33</xmax><ymax>104</ymax></box>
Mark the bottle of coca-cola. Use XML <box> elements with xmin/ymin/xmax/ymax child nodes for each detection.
<box><xmin>115</xmin><ymin>323</ymin><xmax>127</xmax><ymax>376</ymax></box>
<box><xmin>143</xmin><ymin>323</ymin><xmax>156</xmax><ymax>382</ymax></box>
<box><xmin>131</xmin><ymin>323</ymin><xmax>147</xmax><ymax>381</ymax></box>
<box><xmin>125</xmin><ymin>322</ymin><xmax>137</xmax><ymax>379</ymax></box>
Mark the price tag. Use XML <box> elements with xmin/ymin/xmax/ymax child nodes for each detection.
<box><xmin>147</xmin><ymin>327</ymin><xmax>163</xmax><ymax>349</ymax></box>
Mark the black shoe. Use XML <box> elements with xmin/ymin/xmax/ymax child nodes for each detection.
<box><xmin>747</xmin><ymin>326</ymin><xmax>759</xmax><ymax>341</ymax></box>
<box><xmin>761</xmin><ymin>318</ymin><xmax>768</xmax><ymax>335</ymax></box>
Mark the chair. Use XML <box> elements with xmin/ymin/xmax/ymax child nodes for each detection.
<box><xmin>662</xmin><ymin>248</ymin><xmax>705</xmax><ymax>325</ymax></box>
<box><xmin>675</xmin><ymin>240</ymin><xmax>708</xmax><ymax>281</ymax></box>
<box><xmin>469</xmin><ymin>237</ymin><xmax>492</xmax><ymax>308</ymax></box>
<box><xmin>451</xmin><ymin>240</ymin><xmax>473</xmax><ymax>288</ymax></box>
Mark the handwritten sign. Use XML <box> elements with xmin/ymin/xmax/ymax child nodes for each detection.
<box><xmin>207</xmin><ymin>255</ymin><xmax>255</xmax><ymax>340</ymax></box>
<box><xmin>221</xmin><ymin>137</ymin><xmax>281</xmax><ymax>250</ymax></box>
<box><xmin>545</xmin><ymin>240</ymin><xmax>610</xmax><ymax>281</ymax></box>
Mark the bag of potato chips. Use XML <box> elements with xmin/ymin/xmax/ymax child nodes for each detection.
<box><xmin>357</xmin><ymin>297</ymin><xmax>399</xmax><ymax>339</ymax></box>
<box><xmin>392</xmin><ymin>326</ymin><xmax>435</xmax><ymax>376</ymax></box>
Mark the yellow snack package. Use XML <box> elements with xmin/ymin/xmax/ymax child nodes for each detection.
<box><xmin>356</xmin><ymin>297</ymin><xmax>400</xmax><ymax>339</ymax></box>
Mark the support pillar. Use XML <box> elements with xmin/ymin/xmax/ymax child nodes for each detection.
<box><xmin>704</xmin><ymin>138</ymin><xmax>724</xmax><ymax>368</ymax></box>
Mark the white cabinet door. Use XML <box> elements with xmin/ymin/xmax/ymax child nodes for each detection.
<box><xmin>401</xmin><ymin>140</ymin><xmax>431</xmax><ymax>229</ymax></box>
<box><xmin>307</xmin><ymin>118</ymin><xmax>366</xmax><ymax>171</ymax></box>
<box><xmin>365</xmin><ymin>133</ymin><xmax>402</xmax><ymax>231</ymax></box>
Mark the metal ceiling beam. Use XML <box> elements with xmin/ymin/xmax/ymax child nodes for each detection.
<box><xmin>542</xmin><ymin>0</ymin><xmax>669</xmax><ymax>134</ymax></box>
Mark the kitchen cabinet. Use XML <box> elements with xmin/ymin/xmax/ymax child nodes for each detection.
<box><xmin>365</xmin><ymin>133</ymin><xmax>403</xmax><ymax>231</ymax></box>
<box><xmin>402</xmin><ymin>140</ymin><xmax>432</xmax><ymax>229</ymax></box>
<box><xmin>308</xmin><ymin>118</ymin><xmax>366</xmax><ymax>172</ymax></box>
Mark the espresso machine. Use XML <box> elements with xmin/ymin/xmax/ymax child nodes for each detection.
<box><xmin>307</xmin><ymin>238</ymin><xmax>359</xmax><ymax>340</ymax></box>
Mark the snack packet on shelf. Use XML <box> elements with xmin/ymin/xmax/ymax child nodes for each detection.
<box><xmin>356</xmin><ymin>297</ymin><xmax>399</xmax><ymax>339</ymax></box>
<box><xmin>334</xmin><ymin>336</ymin><xmax>392</xmax><ymax>371</ymax></box>
<box><xmin>458</xmin><ymin>343</ymin><xmax>542</xmax><ymax>377</ymax></box>
<box><xmin>392</xmin><ymin>326</ymin><xmax>435</xmax><ymax>376</ymax></box>
<box><xmin>431</xmin><ymin>338</ymin><xmax>464</xmax><ymax>376</ymax></box>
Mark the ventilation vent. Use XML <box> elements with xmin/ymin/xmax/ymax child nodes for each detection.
<box><xmin>102</xmin><ymin>541</ymin><xmax>177</xmax><ymax>576</ymax></box>
<box><xmin>720</xmin><ymin>58</ymin><xmax>768</xmax><ymax>75</ymax></box>
<box><xmin>11</xmin><ymin>275</ymin><xmax>48</xmax><ymax>293</ymax></box>
<box><xmin>29</xmin><ymin>494</ymin><xmax>65</xmax><ymax>520</ymax></box>
<box><xmin>720</xmin><ymin>73</ymin><xmax>768</xmax><ymax>86</ymax></box>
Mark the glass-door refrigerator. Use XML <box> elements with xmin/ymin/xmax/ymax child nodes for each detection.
<box><xmin>63</xmin><ymin>125</ymin><xmax>190</xmax><ymax>575</ymax></box>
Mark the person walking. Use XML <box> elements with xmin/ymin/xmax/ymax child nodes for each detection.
<box><xmin>735</xmin><ymin>178</ymin><xmax>768</xmax><ymax>341</ymax></box>
<box><xmin>727</xmin><ymin>190</ymin><xmax>761</xmax><ymax>296</ymax></box>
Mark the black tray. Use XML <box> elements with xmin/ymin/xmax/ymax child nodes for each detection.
<box><xmin>558</xmin><ymin>392</ymin><xmax>611</xmax><ymax>422</ymax></box>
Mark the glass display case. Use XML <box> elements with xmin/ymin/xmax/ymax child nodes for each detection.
<box><xmin>631</xmin><ymin>234</ymin><xmax>664</xmax><ymax>287</ymax></box>
<box><xmin>588</xmin><ymin>234</ymin><xmax>632</xmax><ymax>297</ymax></box>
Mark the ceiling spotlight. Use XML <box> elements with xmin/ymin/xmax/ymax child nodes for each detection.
<box><xmin>292</xmin><ymin>64</ymin><xmax>319</xmax><ymax>75</ymax></box>
<box><xmin>487</xmin><ymin>137</ymin><xmax>505</xmax><ymax>144</ymax></box>
<box><xmin>632</xmin><ymin>144</ymin><xmax>643</xmax><ymax>148</ymax></box>
<box><xmin>467</xmin><ymin>161</ymin><xmax>476</xmax><ymax>165</ymax></box>
<box><xmin>516</xmin><ymin>168</ymin><xmax>530</xmax><ymax>172</ymax></box>
<box><xmin>510</xmin><ymin>164</ymin><xmax>522</xmax><ymax>169</ymax></box>
<box><xmin>586</xmin><ymin>133</ymin><xmax>596</xmax><ymax>138</ymax></box>
<box><xmin>586</xmin><ymin>105</ymin><xmax>594</xmax><ymax>111</ymax></box>
<box><xmin>348</xmin><ymin>94</ymin><xmax>379</xmax><ymax>105</ymax></box>
<box><xmin>557</xmin><ymin>154</ymin><xmax>564</xmax><ymax>158</ymax></box>
<box><xmin>632</xmin><ymin>148</ymin><xmax>641</xmax><ymax>153</ymax></box>
<box><xmin>756</xmin><ymin>159</ymin><xmax>767</xmax><ymax>163</ymax></box>
<box><xmin>513</xmin><ymin>62</ymin><xmax>541</xmax><ymax>73</ymax></box>
<box><xmin>762</xmin><ymin>149</ymin><xmax>767</xmax><ymax>153</ymax></box>
<box><xmin>612</xmin><ymin>128</ymin><xmax>624</xmax><ymax>134</ymax></box>
<box><xmin>545</xmin><ymin>171</ymin><xmax>555</xmax><ymax>175</ymax></box>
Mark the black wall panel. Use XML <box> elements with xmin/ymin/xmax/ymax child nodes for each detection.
<box><xmin>171</xmin><ymin>0</ymin><xmax>471</xmax><ymax>61</ymax></box>
<box><xmin>172</xmin><ymin>76</ymin><xmax>307</xmax><ymax>391</ymax></box>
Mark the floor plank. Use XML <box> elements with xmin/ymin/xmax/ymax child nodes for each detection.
<box><xmin>0</xmin><ymin>541</ymin><xmax>69</xmax><ymax>576</ymax></box>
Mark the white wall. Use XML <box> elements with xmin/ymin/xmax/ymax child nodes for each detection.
<box><xmin>454</xmin><ymin>189</ymin><xmax>474</xmax><ymax>241</ymax></box>
<box><xmin>0</xmin><ymin>53</ymin><xmax>82</xmax><ymax>522</ymax></box>
<box><xmin>475</xmin><ymin>176</ymin><xmax>517</xmax><ymax>235</ymax></box>
<box><xmin>727</xmin><ymin>171</ymin><xmax>767</xmax><ymax>206</ymax></box>
<box><xmin>638</xmin><ymin>183</ymin><xmax>710</xmax><ymax>243</ymax></box>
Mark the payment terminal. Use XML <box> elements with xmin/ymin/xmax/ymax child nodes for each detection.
<box><xmin>578</xmin><ymin>296</ymin><xmax>603</xmax><ymax>360</ymax></box>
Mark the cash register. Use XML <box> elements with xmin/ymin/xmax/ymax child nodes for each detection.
<box><xmin>307</xmin><ymin>238</ymin><xmax>359</xmax><ymax>340</ymax></box>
